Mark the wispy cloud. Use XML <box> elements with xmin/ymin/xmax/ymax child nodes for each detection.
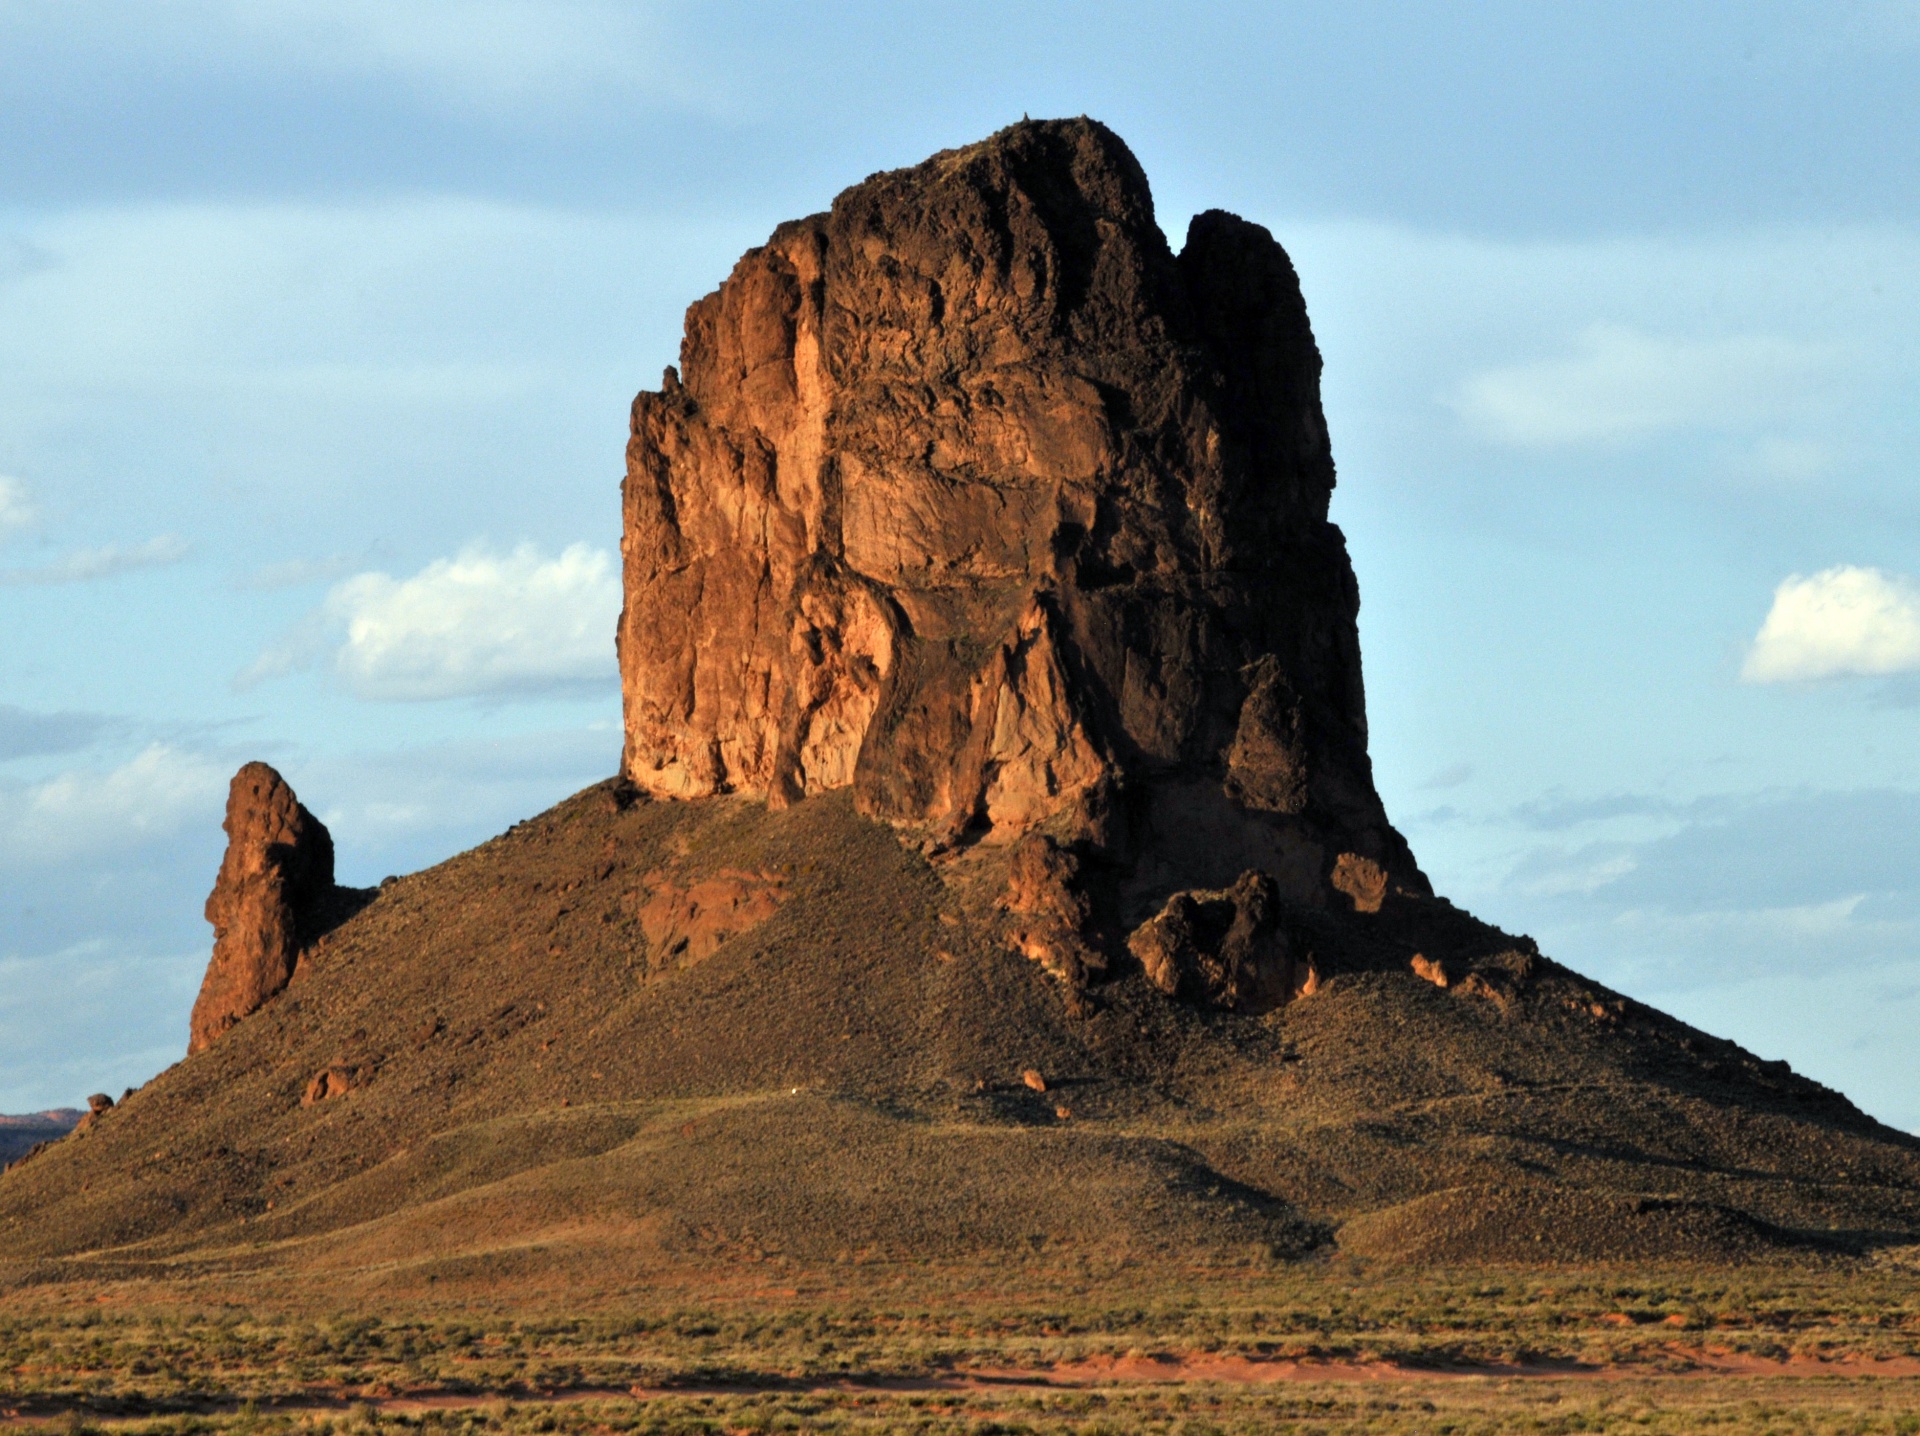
<box><xmin>1505</xmin><ymin>842</ymin><xmax>1640</xmax><ymax>898</ymax></box>
<box><xmin>242</xmin><ymin>542</ymin><xmax>620</xmax><ymax>701</ymax></box>
<box><xmin>1743</xmin><ymin>565</ymin><xmax>1920</xmax><ymax>683</ymax></box>
<box><xmin>303</xmin><ymin>724</ymin><xmax>619</xmax><ymax>871</ymax></box>
<box><xmin>0</xmin><ymin>942</ymin><xmax>205</xmax><ymax>1113</ymax></box>
<box><xmin>234</xmin><ymin>553</ymin><xmax>363</xmax><ymax>591</ymax></box>
<box><xmin>1743</xmin><ymin>436</ymin><xmax>1832</xmax><ymax>484</ymax></box>
<box><xmin>1419</xmin><ymin>762</ymin><xmax>1475</xmax><ymax>790</ymax></box>
<box><xmin>1453</xmin><ymin>323</ymin><xmax>1833</xmax><ymax>446</ymax></box>
<box><xmin>0</xmin><ymin>0</ymin><xmax>725</xmax><ymax>121</ymax></box>
<box><xmin>224</xmin><ymin>0</ymin><xmax>688</xmax><ymax>106</ymax></box>
<box><xmin>0</xmin><ymin>477</ymin><xmax>33</xmax><ymax>537</ymax></box>
<box><xmin>1510</xmin><ymin>792</ymin><xmax>1689</xmax><ymax>831</ymax></box>
<box><xmin>1488</xmin><ymin>786</ymin><xmax>1920</xmax><ymax>928</ymax></box>
<box><xmin>0</xmin><ymin>535</ymin><xmax>189</xmax><ymax>585</ymax></box>
<box><xmin>0</xmin><ymin>705</ymin><xmax>114</xmax><ymax>763</ymax></box>
<box><xmin>0</xmin><ymin>743</ymin><xmax>226</xmax><ymax>864</ymax></box>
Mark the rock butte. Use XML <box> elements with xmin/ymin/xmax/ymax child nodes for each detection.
<box><xmin>618</xmin><ymin>117</ymin><xmax>1423</xmax><ymax>980</ymax></box>
<box><xmin>10</xmin><ymin>120</ymin><xmax>1919</xmax><ymax>1282</ymax></box>
<box><xmin>178</xmin><ymin>118</ymin><xmax>1435</xmax><ymax>1038</ymax></box>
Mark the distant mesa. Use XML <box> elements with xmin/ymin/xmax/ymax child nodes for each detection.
<box><xmin>0</xmin><ymin>1109</ymin><xmax>82</xmax><ymax>1169</ymax></box>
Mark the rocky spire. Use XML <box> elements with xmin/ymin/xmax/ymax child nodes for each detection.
<box><xmin>188</xmin><ymin>762</ymin><xmax>337</xmax><ymax>1054</ymax></box>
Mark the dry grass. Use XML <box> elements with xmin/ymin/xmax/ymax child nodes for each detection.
<box><xmin>13</xmin><ymin>1379</ymin><xmax>1920</xmax><ymax>1435</ymax></box>
<box><xmin>3</xmin><ymin>1267</ymin><xmax>1919</xmax><ymax>1422</ymax></box>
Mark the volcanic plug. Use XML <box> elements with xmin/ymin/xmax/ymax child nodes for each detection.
<box><xmin>617</xmin><ymin>118</ymin><xmax>1423</xmax><ymax>955</ymax></box>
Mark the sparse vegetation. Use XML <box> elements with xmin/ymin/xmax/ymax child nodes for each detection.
<box><xmin>11</xmin><ymin>1380</ymin><xmax>1920</xmax><ymax>1436</ymax></box>
<box><xmin>1</xmin><ymin>1268</ymin><xmax>1918</xmax><ymax>1428</ymax></box>
<box><xmin>7</xmin><ymin>783</ymin><xmax>1919</xmax><ymax>1289</ymax></box>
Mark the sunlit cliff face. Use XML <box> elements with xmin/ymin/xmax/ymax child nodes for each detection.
<box><xmin>618</xmin><ymin>118</ymin><xmax>1422</xmax><ymax>919</ymax></box>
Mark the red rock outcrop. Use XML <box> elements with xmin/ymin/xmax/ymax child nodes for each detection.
<box><xmin>1410</xmin><ymin>953</ymin><xmax>1451</xmax><ymax>988</ymax></box>
<box><xmin>1128</xmin><ymin>870</ymin><xmax>1316</xmax><ymax>1012</ymax></box>
<box><xmin>636</xmin><ymin>867</ymin><xmax>788</xmax><ymax>966</ymax></box>
<box><xmin>70</xmin><ymin>1092</ymin><xmax>114</xmax><ymax>1135</ymax></box>
<box><xmin>619</xmin><ymin>119</ymin><xmax>1422</xmax><ymax>929</ymax></box>
<box><xmin>998</xmin><ymin>832</ymin><xmax>1105</xmax><ymax>989</ymax></box>
<box><xmin>302</xmin><ymin>1067</ymin><xmax>353</xmax><ymax>1105</ymax></box>
<box><xmin>188</xmin><ymin>763</ymin><xmax>338</xmax><ymax>1055</ymax></box>
<box><xmin>617</xmin><ymin>116</ymin><xmax>1434</xmax><ymax>1020</ymax></box>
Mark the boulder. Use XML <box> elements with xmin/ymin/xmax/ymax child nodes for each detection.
<box><xmin>302</xmin><ymin>1067</ymin><xmax>353</xmax><ymax>1105</ymax></box>
<box><xmin>189</xmin><ymin>763</ymin><xmax>338</xmax><ymax>1055</ymax></box>
<box><xmin>71</xmin><ymin>1093</ymin><xmax>114</xmax><ymax>1134</ymax></box>
<box><xmin>617</xmin><ymin>117</ymin><xmax>1424</xmax><ymax>921</ymax></box>
<box><xmin>1411</xmin><ymin>953</ymin><xmax>1451</xmax><ymax>988</ymax></box>
<box><xmin>1128</xmin><ymin>870</ymin><xmax>1312</xmax><ymax>1012</ymax></box>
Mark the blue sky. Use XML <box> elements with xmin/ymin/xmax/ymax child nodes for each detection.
<box><xmin>4</xmin><ymin>1</ymin><xmax>1920</xmax><ymax>1128</ymax></box>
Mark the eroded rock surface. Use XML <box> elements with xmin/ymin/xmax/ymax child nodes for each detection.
<box><xmin>619</xmin><ymin>117</ymin><xmax>1422</xmax><ymax>927</ymax></box>
<box><xmin>636</xmin><ymin>867</ymin><xmax>788</xmax><ymax>965</ymax></box>
<box><xmin>999</xmin><ymin>832</ymin><xmax>1105</xmax><ymax>991</ymax></box>
<box><xmin>302</xmin><ymin>1067</ymin><xmax>352</xmax><ymax>1106</ymax></box>
<box><xmin>1128</xmin><ymin>870</ymin><xmax>1314</xmax><ymax>1012</ymax></box>
<box><xmin>71</xmin><ymin>1093</ymin><xmax>114</xmax><ymax>1135</ymax></box>
<box><xmin>189</xmin><ymin>763</ymin><xmax>339</xmax><ymax>1055</ymax></box>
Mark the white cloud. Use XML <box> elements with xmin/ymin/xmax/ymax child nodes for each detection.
<box><xmin>0</xmin><ymin>743</ymin><xmax>227</xmax><ymax>864</ymax></box>
<box><xmin>0</xmin><ymin>535</ymin><xmax>189</xmax><ymax>585</ymax></box>
<box><xmin>1742</xmin><ymin>565</ymin><xmax>1920</xmax><ymax>683</ymax></box>
<box><xmin>0</xmin><ymin>476</ymin><xmax>33</xmax><ymax>537</ymax></box>
<box><xmin>1452</xmin><ymin>322</ymin><xmax>1834</xmax><ymax>446</ymax></box>
<box><xmin>245</xmin><ymin>542</ymin><xmax>620</xmax><ymax>701</ymax></box>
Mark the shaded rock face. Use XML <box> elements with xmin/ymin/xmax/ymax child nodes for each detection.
<box><xmin>188</xmin><ymin>764</ymin><xmax>338</xmax><ymax>1055</ymax></box>
<box><xmin>999</xmin><ymin>832</ymin><xmax>1106</xmax><ymax>997</ymax></box>
<box><xmin>619</xmin><ymin>116</ymin><xmax>1422</xmax><ymax>928</ymax></box>
<box><xmin>1129</xmin><ymin>870</ymin><xmax>1314</xmax><ymax>1012</ymax></box>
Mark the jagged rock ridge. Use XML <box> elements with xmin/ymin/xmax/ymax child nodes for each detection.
<box><xmin>618</xmin><ymin>118</ymin><xmax>1422</xmax><ymax>949</ymax></box>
